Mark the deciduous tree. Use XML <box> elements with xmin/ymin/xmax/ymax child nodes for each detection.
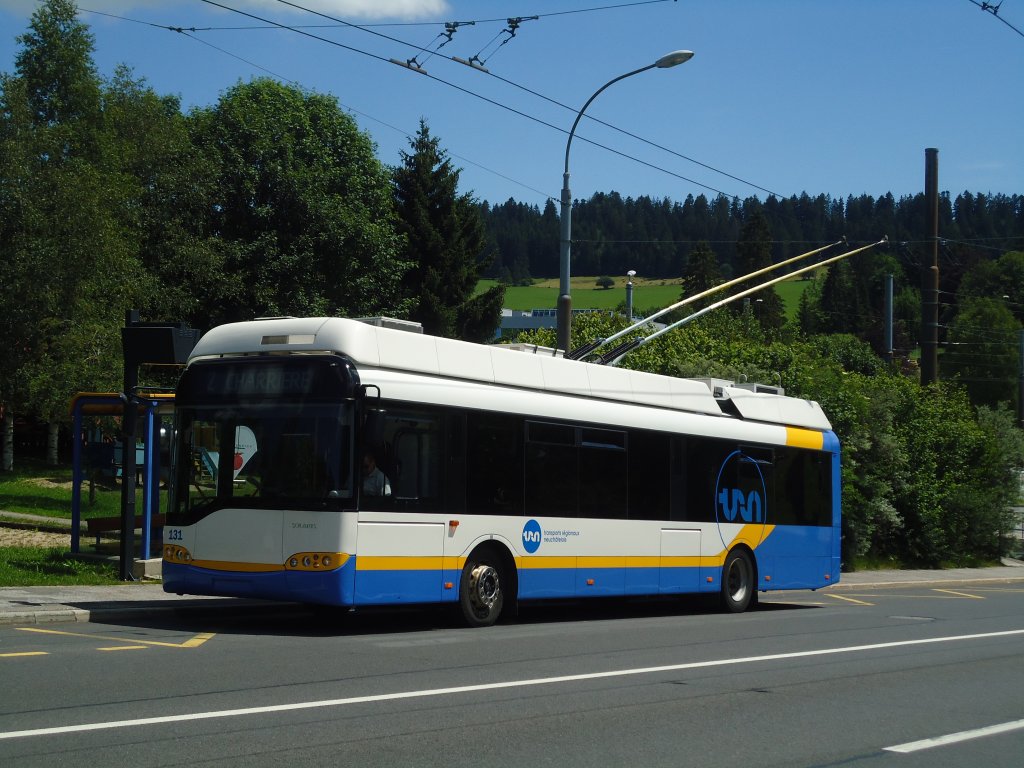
<box><xmin>188</xmin><ymin>78</ymin><xmax>410</xmax><ymax>326</ymax></box>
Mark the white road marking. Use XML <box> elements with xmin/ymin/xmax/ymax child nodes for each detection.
<box><xmin>932</xmin><ymin>589</ymin><xmax>984</xmax><ymax>599</ymax></box>
<box><xmin>826</xmin><ymin>593</ymin><xmax>874</xmax><ymax>606</ymax></box>
<box><xmin>1</xmin><ymin>627</ymin><xmax>1022</xmax><ymax>741</ymax></box>
<box><xmin>885</xmin><ymin>718</ymin><xmax>1024</xmax><ymax>753</ymax></box>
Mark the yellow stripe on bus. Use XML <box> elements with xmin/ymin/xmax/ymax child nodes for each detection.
<box><xmin>517</xmin><ymin>556</ymin><xmax>577</xmax><ymax>569</ymax></box>
<box><xmin>357</xmin><ymin>556</ymin><xmax>446</xmax><ymax>571</ymax></box>
<box><xmin>188</xmin><ymin>523</ymin><xmax>778</xmax><ymax>575</ymax></box>
<box><xmin>350</xmin><ymin>524</ymin><xmax>777</xmax><ymax>573</ymax></box>
<box><xmin>187</xmin><ymin>560</ymin><xmax>284</xmax><ymax>573</ymax></box>
<box><xmin>786</xmin><ymin>427</ymin><xmax>824</xmax><ymax>450</ymax></box>
<box><xmin>183</xmin><ymin>553</ymin><xmax>351</xmax><ymax>573</ymax></box>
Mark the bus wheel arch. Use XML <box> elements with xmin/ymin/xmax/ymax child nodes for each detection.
<box><xmin>459</xmin><ymin>542</ymin><xmax>517</xmax><ymax>628</ymax></box>
<box><xmin>721</xmin><ymin>545</ymin><xmax>758</xmax><ymax>613</ymax></box>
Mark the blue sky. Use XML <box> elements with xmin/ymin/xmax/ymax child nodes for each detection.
<box><xmin>1</xmin><ymin>0</ymin><xmax>1022</xmax><ymax>209</ymax></box>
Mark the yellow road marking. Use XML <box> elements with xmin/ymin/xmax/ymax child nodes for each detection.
<box><xmin>97</xmin><ymin>646</ymin><xmax>148</xmax><ymax>652</ymax></box>
<box><xmin>16</xmin><ymin>627</ymin><xmax>216</xmax><ymax>649</ymax></box>
<box><xmin>826</xmin><ymin>593</ymin><xmax>874</xmax><ymax>606</ymax></box>
<box><xmin>933</xmin><ymin>589</ymin><xmax>984</xmax><ymax>599</ymax></box>
<box><xmin>0</xmin><ymin>652</ymin><xmax>48</xmax><ymax>658</ymax></box>
<box><xmin>826</xmin><ymin>591</ymin><xmax>986</xmax><ymax>600</ymax></box>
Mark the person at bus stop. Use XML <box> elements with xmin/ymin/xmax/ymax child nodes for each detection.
<box><xmin>362</xmin><ymin>451</ymin><xmax>391</xmax><ymax>496</ymax></box>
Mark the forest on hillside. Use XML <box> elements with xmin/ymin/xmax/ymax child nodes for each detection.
<box><xmin>482</xmin><ymin>190</ymin><xmax>1024</xmax><ymax>411</ymax></box>
<box><xmin>480</xmin><ymin>190</ymin><xmax>1024</xmax><ymax>285</ymax></box>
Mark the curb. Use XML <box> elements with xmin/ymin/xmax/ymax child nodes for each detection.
<box><xmin>826</xmin><ymin>574</ymin><xmax>1024</xmax><ymax>590</ymax></box>
<box><xmin>0</xmin><ymin>600</ymin><xmax>299</xmax><ymax>627</ymax></box>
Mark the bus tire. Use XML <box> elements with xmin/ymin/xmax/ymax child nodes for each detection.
<box><xmin>459</xmin><ymin>550</ymin><xmax>506</xmax><ymax>628</ymax></box>
<box><xmin>721</xmin><ymin>547</ymin><xmax>756</xmax><ymax>613</ymax></box>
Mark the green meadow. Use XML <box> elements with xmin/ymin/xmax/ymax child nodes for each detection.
<box><xmin>480</xmin><ymin>276</ymin><xmax>811</xmax><ymax>321</ymax></box>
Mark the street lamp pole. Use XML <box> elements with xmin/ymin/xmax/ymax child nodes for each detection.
<box><xmin>556</xmin><ymin>49</ymin><xmax>694</xmax><ymax>354</ymax></box>
<box><xmin>626</xmin><ymin>269</ymin><xmax>636</xmax><ymax>321</ymax></box>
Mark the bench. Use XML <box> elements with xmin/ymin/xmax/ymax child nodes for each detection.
<box><xmin>86</xmin><ymin>515</ymin><xmax>166</xmax><ymax>546</ymax></box>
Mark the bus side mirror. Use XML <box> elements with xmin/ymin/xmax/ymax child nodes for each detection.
<box><xmin>363</xmin><ymin>408</ymin><xmax>386</xmax><ymax>450</ymax></box>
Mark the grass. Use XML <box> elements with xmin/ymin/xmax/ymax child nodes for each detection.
<box><xmin>481</xmin><ymin>277</ymin><xmax>684</xmax><ymax>313</ymax></box>
<box><xmin>774</xmin><ymin>279</ymin><xmax>811</xmax><ymax>322</ymax></box>
<box><xmin>481</xmin><ymin>276</ymin><xmax>811</xmax><ymax>321</ymax></box>
<box><xmin>0</xmin><ymin>458</ymin><xmax>164</xmax><ymax>521</ymax></box>
<box><xmin>1</xmin><ymin>459</ymin><xmax>158</xmax><ymax>585</ymax></box>
<box><xmin>0</xmin><ymin>546</ymin><xmax>120</xmax><ymax>586</ymax></box>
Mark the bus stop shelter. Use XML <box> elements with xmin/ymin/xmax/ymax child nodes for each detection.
<box><xmin>68</xmin><ymin>392</ymin><xmax>174</xmax><ymax>558</ymax></box>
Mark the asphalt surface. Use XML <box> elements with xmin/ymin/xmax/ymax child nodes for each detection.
<box><xmin>3</xmin><ymin>564</ymin><xmax>1024</xmax><ymax>626</ymax></box>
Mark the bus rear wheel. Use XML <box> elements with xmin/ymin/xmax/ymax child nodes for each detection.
<box><xmin>459</xmin><ymin>553</ymin><xmax>505</xmax><ymax>627</ymax></box>
<box><xmin>721</xmin><ymin>548</ymin><xmax>756</xmax><ymax>613</ymax></box>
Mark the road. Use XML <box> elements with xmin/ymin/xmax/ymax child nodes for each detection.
<box><xmin>1</xmin><ymin>585</ymin><xmax>1023</xmax><ymax>767</ymax></box>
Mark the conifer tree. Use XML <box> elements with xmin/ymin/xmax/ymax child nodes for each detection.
<box><xmin>393</xmin><ymin>121</ymin><xmax>503</xmax><ymax>341</ymax></box>
<box><xmin>680</xmin><ymin>240</ymin><xmax>722</xmax><ymax>309</ymax></box>
<box><xmin>734</xmin><ymin>209</ymin><xmax>785</xmax><ymax>334</ymax></box>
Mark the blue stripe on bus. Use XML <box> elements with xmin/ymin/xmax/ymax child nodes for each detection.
<box><xmin>162</xmin><ymin>558</ymin><xmax>356</xmax><ymax>605</ymax></box>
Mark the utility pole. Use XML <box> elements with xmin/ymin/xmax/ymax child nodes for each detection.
<box><xmin>920</xmin><ymin>148</ymin><xmax>940</xmax><ymax>386</ymax></box>
<box><xmin>120</xmin><ymin>312</ymin><xmax>199</xmax><ymax>580</ymax></box>
<box><xmin>884</xmin><ymin>273</ymin><xmax>894</xmax><ymax>365</ymax></box>
<box><xmin>1018</xmin><ymin>329</ymin><xmax>1024</xmax><ymax>429</ymax></box>
<box><xmin>119</xmin><ymin>311</ymin><xmax>139</xmax><ymax>580</ymax></box>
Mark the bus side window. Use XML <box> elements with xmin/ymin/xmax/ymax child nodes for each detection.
<box><xmin>525</xmin><ymin>421</ymin><xmax>576</xmax><ymax>517</ymax></box>
<box><xmin>364</xmin><ymin>408</ymin><xmax>444</xmax><ymax>511</ymax></box>
<box><xmin>579</xmin><ymin>427</ymin><xmax>626</xmax><ymax>519</ymax></box>
<box><xmin>466</xmin><ymin>412</ymin><xmax>523</xmax><ymax>516</ymax></box>
<box><xmin>629</xmin><ymin>430</ymin><xmax>670</xmax><ymax>521</ymax></box>
<box><xmin>678</xmin><ymin>437</ymin><xmax>733</xmax><ymax>522</ymax></box>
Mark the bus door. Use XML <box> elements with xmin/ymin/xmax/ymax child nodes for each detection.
<box><xmin>354</xmin><ymin>519</ymin><xmax>445</xmax><ymax>605</ymax></box>
<box><xmin>355</xmin><ymin>407</ymin><xmax>446</xmax><ymax>605</ymax></box>
<box><xmin>660</xmin><ymin>528</ymin><xmax>701</xmax><ymax>593</ymax></box>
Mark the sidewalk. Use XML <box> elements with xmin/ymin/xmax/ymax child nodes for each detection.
<box><xmin>0</xmin><ymin>584</ymin><xmax>288</xmax><ymax>626</ymax></box>
<box><xmin>2</xmin><ymin>563</ymin><xmax>1023</xmax><ymax>627</ymax></box>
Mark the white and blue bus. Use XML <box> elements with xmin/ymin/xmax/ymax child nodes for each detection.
<box><xmin>163</xmin><ymin>316</ymin><xmax>840</xmax><ymax>626</ymax></box>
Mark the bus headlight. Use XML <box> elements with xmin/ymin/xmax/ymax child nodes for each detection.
<box><xmin>164</xmin><ymin>544</ymin><xmax>192</xmax><ymax>563</ymax></box>
<box><xmin>285</xmin><ymin>552</ymin><xmax>348</xmax><ymax>571</ymax></box>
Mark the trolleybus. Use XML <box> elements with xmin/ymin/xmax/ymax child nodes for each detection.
<box><xmin>163</xmin><ymin>316</ymin><xmax>840</xmax><ymax>626</ymax></box>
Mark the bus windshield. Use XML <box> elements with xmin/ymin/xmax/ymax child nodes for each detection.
<box><xmin>169</xmin><ymin>402</ymin><xmax>355</xmax><ymax>522</ymax></box>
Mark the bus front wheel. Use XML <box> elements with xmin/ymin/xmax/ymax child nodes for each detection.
<box><xmin>459</xmin><ymin>552</ymin><xmax>505</xmax><ymax>627</ymax></box>
<box><xmin>721</xmin><ymin>548</ymin><xmax>756</xmax><ymax>613</ymax></box>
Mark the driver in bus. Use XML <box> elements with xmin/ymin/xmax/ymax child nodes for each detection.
<box><xmin>361</xmin><ymin>451</ymin><xmax>391</xmax><ymax>497</ymax></box>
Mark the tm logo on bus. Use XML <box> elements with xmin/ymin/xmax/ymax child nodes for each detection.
<box><xmin>715</xmin><ymin>451</ymin><xmax>767</xmax><ymax>524</ymax></box>
<box><xmin>522</xmin><ymin>519</ymin><xmax>542</xmax><ymax>553</ymax></box>
<box><xmin>717</xmin><ymin>488</ymin><xmax>763</xmax><ymax>523</ymax></box>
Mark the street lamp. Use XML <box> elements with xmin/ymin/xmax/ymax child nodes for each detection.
<box><xmin>625</xmin><ymin>270</ymin><xmax>636</xmax><ymax>321</ymax></box>
<box><xmin>556</xmin><ymin>49</ymin><xmax>694</xmax><ymax>353</ymax></box>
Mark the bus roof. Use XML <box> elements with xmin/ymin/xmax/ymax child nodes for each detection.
<box><xmin>188</xmin><ymin>317</ymin><xmax>832</xmax><ymax>432</ymax></box>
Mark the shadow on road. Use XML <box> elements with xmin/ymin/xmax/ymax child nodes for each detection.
<box><xmin>86</xmin><ymin>592</ymin><xmax>819</xmax><ymax>638</ymax></box>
